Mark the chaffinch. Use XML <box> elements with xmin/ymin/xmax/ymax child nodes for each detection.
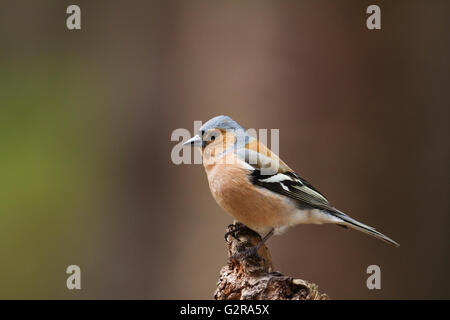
<box><xmin>184</xmin><ymin>115</ymin><xmax>399</xmax><ymax>255</ymax></box>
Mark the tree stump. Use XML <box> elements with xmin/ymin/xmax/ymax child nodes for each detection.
<box><xmin>214</xmin><ymin>223</ymin><xmax>329</xmax><ymax>300</ymax></box>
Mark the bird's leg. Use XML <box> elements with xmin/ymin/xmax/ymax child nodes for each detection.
<box><xmin>256</xmin><ymin>228</ymin><xmax>275</xmax><ymax>249</ymax></box>
<box><xmin>230</xmin><ymin>228</ymin><xmax>274</xmax><ymax>261</ymax></box>
<box><xmin>224</xmin><ymin>222</ymin><xmax>247</xmax><ymax>242</ymax></box>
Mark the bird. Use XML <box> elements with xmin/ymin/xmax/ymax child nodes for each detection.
<box><xmin>184</xmin><ymin>115</ymin><xmax>399</xmax><ymax>258</ymax></box>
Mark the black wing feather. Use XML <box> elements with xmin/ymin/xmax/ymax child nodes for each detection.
<box><xmin>249</xmin><ymin>170</ymin><xmax>332</xmax><ymax>211</ymax></box>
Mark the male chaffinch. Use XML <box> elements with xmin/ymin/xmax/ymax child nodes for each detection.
<box><xmin>184</xmin><ymin>115</ymin><xmax>399</xmax><ymax>256</ymax></box>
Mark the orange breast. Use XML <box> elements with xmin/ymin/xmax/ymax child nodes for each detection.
<box><xmin>204</xmin><ymin>153</ymin><xmax>295</xmax><ymax>234</ymax></box>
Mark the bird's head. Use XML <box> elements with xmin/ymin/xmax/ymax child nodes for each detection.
<box><xmin>184</xmin><ymin>115</ymin><xmax>246</xmax><ymax>148</ymax></box>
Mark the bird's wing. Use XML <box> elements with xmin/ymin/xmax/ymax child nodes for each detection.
<box><xmin>235</xmin><ymin>146</ymin><xmax>331</xmax><ymax>210</ymax></box>
<box><xmin>249</xmin><ymin>168</ymin><xmax>330</xmax><ymax>209</ymax></box>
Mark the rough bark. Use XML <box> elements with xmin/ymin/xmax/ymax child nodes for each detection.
<box><xmin>214</xmin><ymin>223</ymin><xmax>329</xmax><ymax>300</ymax></box>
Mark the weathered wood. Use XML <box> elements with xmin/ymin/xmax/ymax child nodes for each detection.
<box><xmin>214</xmin><ymin>223</ymin><xmax>329</xmax><ymax>300</ymax></box>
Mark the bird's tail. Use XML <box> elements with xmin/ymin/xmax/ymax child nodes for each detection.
<box><xmin>327</xmin><ymin>208</ymin><xmax>400</xmax><ymax>247</ymax></box>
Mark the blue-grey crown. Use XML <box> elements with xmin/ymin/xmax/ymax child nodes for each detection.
<box><xmin>199</xmin><ymin>115</ymin><xmax>243</xmax><ymax>132</ymax></box>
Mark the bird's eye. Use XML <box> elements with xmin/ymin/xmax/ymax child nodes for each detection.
<box><xmin>210</xmin><ymin>135</ymin><xmax>216</xmax><ymax>141</ymax></box>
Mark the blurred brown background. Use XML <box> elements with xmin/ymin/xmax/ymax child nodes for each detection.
<box><xmin>0</xmin><ymin>0</ymin><xmax>449</xmax><ymax>299</ymax></box>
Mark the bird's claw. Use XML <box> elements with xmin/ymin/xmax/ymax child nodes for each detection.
<box><xmin>224</xmin><ymin>223</ymin><xmax>246</xmax><ymax>243</ymax></box>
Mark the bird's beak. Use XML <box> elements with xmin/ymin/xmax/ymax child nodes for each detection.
<box><xmin>183</xmin><ymin>134</ymin><xmax>204</xmax><ymax>147</ymax></box>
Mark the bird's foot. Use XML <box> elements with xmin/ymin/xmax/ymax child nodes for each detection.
<box><xmin>224</xmin><ymin>223</ymin><xmax>247</xmax><ymax>243</ymax></box>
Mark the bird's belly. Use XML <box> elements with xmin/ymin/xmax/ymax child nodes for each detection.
<box><xmin>207</xmin><ymin>164</ymin><xmax>296</xmax><ymax>234</ymax></box>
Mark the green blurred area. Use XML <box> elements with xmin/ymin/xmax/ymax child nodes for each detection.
<box><xmin>0</xmin><ymin>61</ymin><xmax>110</xmax><ymax>298</ymax></box>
